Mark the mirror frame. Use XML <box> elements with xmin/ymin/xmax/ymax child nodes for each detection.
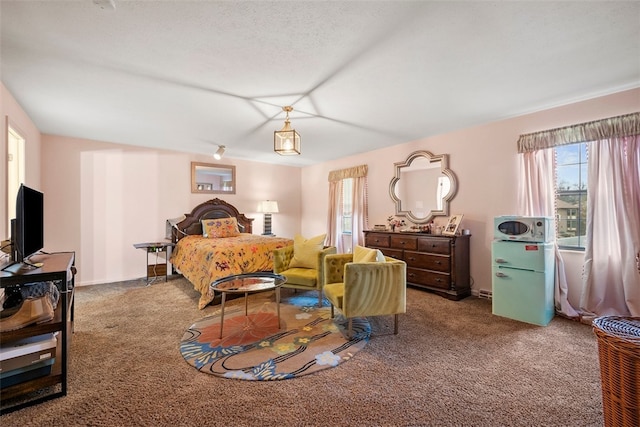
<box><xmin>191</xmin><ymin>162</ymin><xmax>236</xmax><ymax>195</ymax></box>
<box><xmin>389</xmin><ymin>150</ymin><xmax>458</xmax><ymax>224</ymax></box>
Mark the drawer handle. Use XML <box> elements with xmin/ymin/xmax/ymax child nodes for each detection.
<box><xmin>435</xmin><ymin>278</ymin><xmax>443</xmax><ymax>283</ymax></box>
<box><xmin>408</xmin><ymin>257</ymin><xmax>415</xmax><ymax>261</ymax></box>
<box><xmin>495</xmin><ymin>258</ymin><xmax>507</xmax><ymax>264</ymax></box>
<box><xmin>435</xmin><ymin>261</ymin><xmax>441</xmax><ymax>265</ymax></box>
<box><xmin>431</xmin><ymin>244</ymin><xmax>437</xmax><ymax>248</ymax></box>
<box><xmin>400</xmin><ymin>241</ymin><xmax>405</xmax><ymax>245</ymax></box>
<box><xmin>495</xmin><ymin>272</ymin><xmax>508</xmax><ymax>278</ymax></box>
<box><xmin>408</xmin><ymin>273</ymin><xmax>415</xmax><ymax>278</ymax></box>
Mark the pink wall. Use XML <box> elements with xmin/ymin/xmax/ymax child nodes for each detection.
<box><xmin>302</xmin><ymin>88</ymin><xmax>640</xmax><ymax>302</ymax></box>
<box><xmin>40</xmin><ymin>136</ymin><xmax>301</xmax><ymax>285</ymax></box>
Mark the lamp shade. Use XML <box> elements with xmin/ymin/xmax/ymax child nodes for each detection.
<box><xmin>257</xmin><ymin>200</ymin><xmax>279</xmax><ymax>213</ymax></box>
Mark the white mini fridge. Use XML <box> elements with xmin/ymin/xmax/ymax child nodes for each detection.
<box><xmin>491</xmin><ymin>240</ymin><xmax>555</xmax><ymax>326</ymax></box>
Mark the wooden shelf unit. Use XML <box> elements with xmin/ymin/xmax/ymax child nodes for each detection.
<box><xmin>0</xmin><ymin>252</ymin><xmax>75</xmax><ymax>414</ymax></box>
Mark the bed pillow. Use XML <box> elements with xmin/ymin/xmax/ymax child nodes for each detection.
<box><xmin>202</xmin><ymin>217</ymin><xmax>240</xmax><ymax>238</ymax></box>
<box><xmin>289</xmin><ymin>233</ymin><xmax>326</xmax><ymax>269</ymax></box>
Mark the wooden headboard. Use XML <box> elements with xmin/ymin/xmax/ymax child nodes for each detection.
<box><xmin>172</xmin><ymin>198</ymin><xmax>254</xmax><ymax>243</ymax></box>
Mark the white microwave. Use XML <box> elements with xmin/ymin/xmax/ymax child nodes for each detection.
<box><xmin>494</xmin><ymin>216</ymin><xmax>555</xmax><ymax>243</ymax></box>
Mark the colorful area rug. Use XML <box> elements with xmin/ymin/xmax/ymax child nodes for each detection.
<box><xmin>179</xmin><ymin>292</ymin><xmax>371</xmax><ymax>380</ymax></box>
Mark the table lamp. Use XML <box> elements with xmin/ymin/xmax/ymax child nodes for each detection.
<box><xmin>257</xmin><ymin>200</ymin><xmax>279</xmax><ymax>235</ymax></box>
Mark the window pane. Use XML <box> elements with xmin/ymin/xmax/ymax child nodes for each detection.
<box><xmin>557</xmin><ymin>192</ymin><xmax>587</xmax><ymax>247</ymax></box>
<box><xmin>555</xmin><ymin>143</ymin><xmax>588</xmax><ymax>250</ymax></box>
<box><xmin>557</xmin><ymin>163</ymin><xmax>581</xmax><ymax>190</ymax></box>
<box><xmin>341</xmin><ymin>178</ymin><xmax>353</xmax><ymax>234</ymax></box>
<box><xmin>342</xmin><ymin>216</ymin><xmax>352</xmax><ymax>234</ymax></box>
<box><xmin>342</xmin><ymin>178</ymin><xmax>353</xmax><ymax>215</ymax></box>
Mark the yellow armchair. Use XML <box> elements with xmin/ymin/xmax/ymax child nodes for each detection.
<box><xmin>273</xmin><ymin>245</ymin><xmax>337</xmax><ymax>306</ymax></box>
<box><xmin>323</xmin><ymin>253</ymin><xmax>407</xmax><ymax>337</ymax></box>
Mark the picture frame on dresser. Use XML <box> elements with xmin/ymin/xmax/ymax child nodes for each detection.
<box><xmin>443</xmin><ymin>214</ymin><xmax>464</xmax><ymax>236</ymax></box>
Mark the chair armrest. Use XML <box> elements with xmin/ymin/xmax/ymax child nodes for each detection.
<box><xmin>273</xmin><ymin>245</ymin><xmax>294</xmax><ymax>273</ymax></box>
<box><xmin>324</xmin><ymin>253</ymin><xmax>353</xmax><ymax>285</ymax></box>
<box><xmin>317</xmin><ymin>246</ymin><xmax>337</xmax><ymax>286</ymax></box>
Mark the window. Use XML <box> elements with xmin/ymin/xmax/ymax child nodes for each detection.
<box><xmin>341</xmin><ymin>178</ymin><xmax>353</xmax><ymax>234</ymax></box>
<box><xmin>327</xmin><ymin>164</ymin><xmax>368</xmax><ymax>253</ymax></box>
<box><xmin>555</xmin><ymin>142</ymin><xmax>588</xmax><ymax>249</ymax></box>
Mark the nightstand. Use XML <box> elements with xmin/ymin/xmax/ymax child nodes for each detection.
<box><xmin>133</xmin><ymin>241</ymin><xmax>175</xmax><ymax>284</ymax></box>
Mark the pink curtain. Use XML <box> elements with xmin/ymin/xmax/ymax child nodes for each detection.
<box><xmin>580</xmin><ymin>135</ymin><xmax>640</xmax><ymax>316</ymax></box>
<box><xmin>326</xmin><ymin>179</ymin><xmax>344</xmax><ymax>252</ymax></box>
<box><xmin>326</xmin><ymin>165</ymin><xmax>368</xmax><ymax>253</ymax></box>
<box><xmin>517</xmin><ymin>112</ymin><xmax>640</xmax><ymax>317</ymax></box>
<box><xmin>350</xmin><ymin>175</ymin><xmax>369</xmax><ymax>250</ymax></box>
<box><xmin>518</xmin><ymin>150</ymin><xmax>579</xmax><ymax>318</ymax></box>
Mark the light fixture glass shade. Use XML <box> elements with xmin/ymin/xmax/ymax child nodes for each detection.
<box><xmin>213</xmin><ymin>145</ymin><xmax>225</xmax><ymax>160</ymax></box>
<box><xmin>257</xmin><ymin>200</ymin><xmax>279</xmax><ymax>213</ymax></box>
<box><xmin>274</xmin><ymin>106</ymin><xmax>301</xmax><ymax>155</ymax></box>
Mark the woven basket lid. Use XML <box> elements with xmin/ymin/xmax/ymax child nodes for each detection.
<box><xmin>593</xmin><ymin>316</ymin><xmax>640</xmax><ymax>345</ymax></box>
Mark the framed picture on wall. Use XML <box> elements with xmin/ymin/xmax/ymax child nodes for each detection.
<box><xmin>443</xmin><ymin>214</ymin><xmax>464</xmax><ymax>236</ymax></box>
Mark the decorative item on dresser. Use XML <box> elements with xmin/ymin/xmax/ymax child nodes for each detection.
<box><xmin>364</xmin><ymin>230</ymin><xmax>470</xmax><ymax>300</ymax></box>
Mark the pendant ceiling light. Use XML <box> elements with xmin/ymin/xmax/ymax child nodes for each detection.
<box><xmin>274</xmin><ymin>106</ymin><xmax>301</xmax><ymax>156</ymax></box>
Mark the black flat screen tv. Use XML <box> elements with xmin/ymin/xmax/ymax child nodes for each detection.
<box><xmin>13</xmin><ymin>184</ymin><xmax>44</xmax><ymax>264</ymax></box>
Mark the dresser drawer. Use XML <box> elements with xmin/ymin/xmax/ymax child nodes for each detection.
<box><xmin>365</xmin><ymin>233</ymin><xmax>390</xmax><ymax>248</ymax></box>
<box><xmin>418</xmin><ymin>237</ymin><xmax>451</xmax><ymax>255</ymax></box>
<box><xmin>379</xmin><ymin>248</ymin><xmax>403</xmax><ymax>260</ymax></box>
<box><xmin>407</xmin><ymin>268</ymin><xmax>451</xmax><ymax>290</ymax></box>
<box><xmin>404</xmin><ymin>251</ymin><xmax>450</xmax><ymax>273</ymax></box>
<box><xmin>390</xmin><ymin>235</ymin><xmax>418</xmax><ymax>250</ymax></box>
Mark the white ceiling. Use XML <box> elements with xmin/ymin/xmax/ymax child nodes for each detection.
<box><xmin>2</xmin><ymin>1</ymin><xmax>639</xmax><ymax>167</ymax></box>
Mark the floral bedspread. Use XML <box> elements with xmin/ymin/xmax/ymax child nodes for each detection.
<box><xmin>170</xmin><ymin>234</ymin><xmax>293</xmax><ymax>309</ymax></box>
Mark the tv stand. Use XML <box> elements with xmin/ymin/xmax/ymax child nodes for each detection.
<box><xmin>0</xmin><ymin>251</ymin><xmax>76</xmax><ymax>414</ymax></box>
<box><xmin>23</xmin><ymin>260</ymin><xmax>44</xmax><ymax>269</ymax></box>
<box><xmin>0</xmin><ymin>260</ymin><xmax>17</xmax><ymax>272</ymax></box>
<box><xmin>1</xmin><ymin>260</ymin><xmax>43</xmax><ymax>274</ymax></box>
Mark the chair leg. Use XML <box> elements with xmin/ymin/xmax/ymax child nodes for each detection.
<box><xmin>318</xmin><ymin>289</ymin><xmax>323</xmax><ymax>307</ymax></box>
<box><xmin>394</xmin><ymin>313</ymin><xmax>399</xmax><ymax>335</ymax></box>
<box><xmin>348</xmin><ymin>318</ymin><xmax>353</xmax><ymax>338</ymax></box>
<box><xmin>330</xmin><ymin>305</ymin><xmax>334</xmax><ymax>318</ymax></box>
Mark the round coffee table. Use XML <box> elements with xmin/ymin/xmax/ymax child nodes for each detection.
<box><xmin>210</xmin><ymin>272</ymin><xmax>286</xmax><ymax>338</ymax></box>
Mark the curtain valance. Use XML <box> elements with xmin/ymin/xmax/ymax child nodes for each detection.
<box><xmin>328</xmin><ymin>164</ymin><xmax>368</xmax><ymax>182</ymax></box>
<box><xmin>517</xmin><ymin>112</ymin><xmax>640</xmax><ymax>153</ymax></box>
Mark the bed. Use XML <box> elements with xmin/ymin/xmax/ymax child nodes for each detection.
<box><xmin>169</xmin><ymin>198</ymin><xmax>293</xmax><ymax>309</ymax></box>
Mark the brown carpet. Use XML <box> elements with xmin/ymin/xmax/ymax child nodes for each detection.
<box><xmin>1</xmin><ymin>277</ymin><xmax>604</xmax><ymax>426</ymax></box>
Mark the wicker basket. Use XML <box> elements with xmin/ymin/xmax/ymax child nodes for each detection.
<box><xmin>592</xmin><ymin>316</ymin><xmax>640</xmax><ymax>427</ymax></box>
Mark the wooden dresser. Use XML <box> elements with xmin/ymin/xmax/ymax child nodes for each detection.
<box><xmin>364</xmin><ymin>230</ymin><xmax>471</xmax><ymax>300</ymax></box>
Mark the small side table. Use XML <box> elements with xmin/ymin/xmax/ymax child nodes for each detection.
<box><xmin>133</xmin><ymin>241</ymin><xmax>175</xmax><ymax>284</ymax></box>
<box><xmin>210</xmin><ymin>272</ymin><xmax>286</xmax><ymax>339</ymax></box>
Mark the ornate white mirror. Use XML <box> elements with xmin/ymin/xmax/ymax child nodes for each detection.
<box><xmin>389</xmin><ymin>150</ymin><xmax>457</xmax><ymax>224</ymax></box>
<box><xmin>191</xmin><ymin>162</ymin><xmax>236</xmax><ymax>194</ymax></box>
